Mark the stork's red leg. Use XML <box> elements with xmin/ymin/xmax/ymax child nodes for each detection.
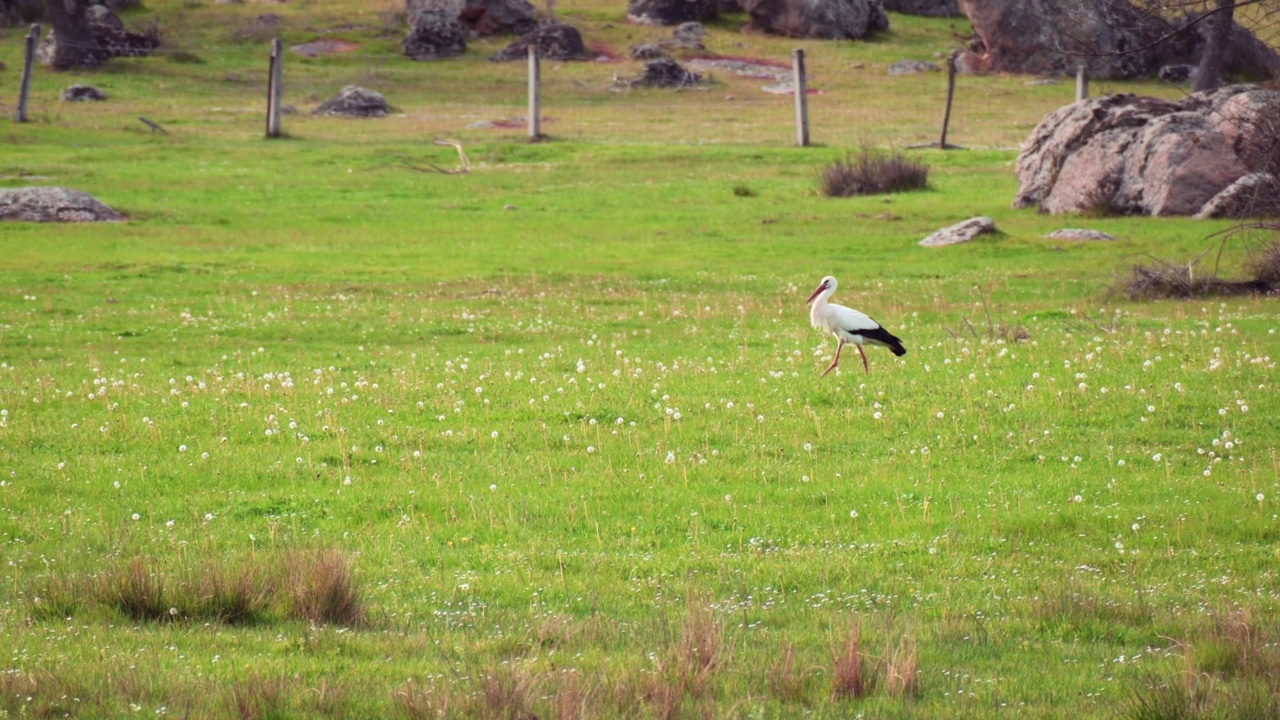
<box><xmin>857</xmin><ymin>344</ymin><xmax>869</xmax><ymax>373</ymax></box>
<box><xmin>821</xmin><ymin>340</ymin><xmax>845</xmax><ymax>377</ymax></box>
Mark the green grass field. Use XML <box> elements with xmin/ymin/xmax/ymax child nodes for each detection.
<box><xmin>2</xmin><ymin>1</ymin><xmax>1279</xmax><ymax>718</ymax></box>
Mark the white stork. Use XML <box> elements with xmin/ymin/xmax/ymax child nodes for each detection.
<box><xmin>806</xmin><ymin>275</ymin><xmax>906</xmax><ymax>376</ymax></box>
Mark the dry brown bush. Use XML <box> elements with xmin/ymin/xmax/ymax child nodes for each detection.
<box><xmin>286</xmin><ymin>548</ymin><xmax>366</xmax><ymax>627</ymax></box>
<box><xmin>819</xmin><ymin>146</ymin><xmax>929</xmax><ymax>198</ymax></box>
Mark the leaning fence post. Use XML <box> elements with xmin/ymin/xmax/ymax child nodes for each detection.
<box><xmin>15</xmin><ymin>24</ymin><xmax>41</xmax><ymax>124</ymax></box>
<box><xmin>1075</xmin><ymin>64</ymin><xmax>1090</xmax><ymax>102</ymax></box>
<box><xmin>792</xmin><ymin>48</ymin><xmax>809</xmax><ymax>147</ymax></box>
<box><xmin>527</xmin><ymin>44</ymin><xmax>541</xmax><ymax>141</ymax></box>
<box><xmin>938</xmin><ymin>51</ymin><xmax>958</xmax><ymax>149</ymax></box>
<box><xmin>266</xmin><ymin>38</ymin><xmax>283</xmax><ymax>138</ymax></box>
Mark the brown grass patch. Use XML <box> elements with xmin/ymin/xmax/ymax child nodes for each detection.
<box><xmin>884</xmin><ymin>637</ymin><xmax>920</xmax><ymax>700</ymax></box>
<box><xmin>768</xmin><ymin>643</ymin><xmax>805</xmax><ymax>702</ymax></box>
<box><xmin>819</xmin><ymin>146</ymin><xmax>929</xmax><ymax>198</ymax></box>
<box><xmin>286</xmin><ymin>548</ymin><xmax>366</xmax><ymax>627</ymax></box>
<box><xmin>831</xmin><ymin>615</ymin><xmax>872</xmax><ymax>700</ymax></box>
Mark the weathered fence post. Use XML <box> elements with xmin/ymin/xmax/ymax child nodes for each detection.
<box><xmin>1075</xmin><ymin>64</ymin><xmax>1090</xmax><ymax>102</ymax></box>
<box><xmin>15</xmin><ymin>24</ymin><xmax>41</xmax><ymax>124</ymax></box>
<box><xmin>938</xmin><ymin>51</ymin><xmax>958</xmax><ymax>149</ymax></box>
<box><xmin>266</xmin><ymin>38</ymin><xmax>283</xmax><ymax>138</ymax></box>
<box><xmin>792</xmin><ymin>48</ymin><xmax>809</xmax><ymax>147</ymax></box>
<box><xmin>527</xmin><ymin>44</ymin><xmax>541</xmax><ymax>141</ymax></box>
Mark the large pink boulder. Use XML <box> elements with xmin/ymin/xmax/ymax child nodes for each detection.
<box><xmin>1014</xmin><ymin>86</ymin><xmax>1280</xmax><ymax>217</ymax></box>
<box><xmin>739</xmin><ymin>0</ymin><xmax>888</xmax><ymax>40</ymax></box>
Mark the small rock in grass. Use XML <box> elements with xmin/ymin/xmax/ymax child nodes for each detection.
<box><xmin>1045</xmin><ymin>228</ymin><xmax>1116</xmax><ymax>241</ymax></box>
<box><xmin>919</xmin><ymin>216</ymin><xmax>995</xmax><ymax>247</ymax></box>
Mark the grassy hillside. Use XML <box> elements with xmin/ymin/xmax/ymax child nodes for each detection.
<box><xmin>2</xmin><ymin>1</ymin><xmax>1279</xmax><ymax>718</ymax></box>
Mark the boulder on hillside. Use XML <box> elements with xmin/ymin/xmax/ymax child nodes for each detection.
<box><xmin>312</xmin><ymin>86</ymin><xmax>389</xmax><ymax>117</ymax></box>
<box><xmin>626</xmin><ymin>0</ymin><xmax>717</xmax><ymax>26</ymax></box>
<box><xmin>1014</xmin><ymin>86</ymin><xmax>1280</xmax><ymax>217</ymax></box>
<box><xmin>1194</xmin><ymin>173</ymin><xmax>1280</xmax><ymax>220</ymax></box>
<box><xmin>667</xmin><ymin>21</ymin><xmax>706</xmax><ymax>49</ymax></box>
<box><xmin>0</xmin><ymin>187</ymin><xmax>124</xmax><ymax>222</ymax></box>
<box><xmin>35</xmin><ymin>4</ymin><xmax>158</xmax><ymax>66</ymax></box>
<box><xmin>883</xmin><ymin>0</ymin><xmax>958</xmax><ymax>17</ymax></box>
<box><xmin>459</xmin><ymin>0</ymin><xmax>538</xmax><ymax>36</ymax></box>
<box><xmin>489</xmin><ymin>22</ymin><xmax>590</xmax><ymax>62</ymax></box>
<box><xmin>403</xmin><ymin>0</ymin><xmax>467</xmax><ymax>59</ymax></box>
<box><xmin>62</xmin><ymin>85</ymin><xmax>107</xmax><ymax>101</ymax></box>
<box><xmin>630</xmin><ymin>42</ymin><xmax>666</xmax><ymax>59</ymax></box>
<box><xmin>957</xmin><ymin>0</ymin><xmax>1280</xmax><ymax>80</ymax></box>
<box><xmin>739</xmin><ymin>0</ymin><xmax>888</xmax><ymax>39</ymax></box>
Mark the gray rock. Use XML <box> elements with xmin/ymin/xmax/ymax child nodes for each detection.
<box><xmin>489</xmin><ymin>23</ymin><xmax>590</xmax><ymax>62</ymax></box>
<box><xmin>459</xmin><ymin>0</ymin><xmax>539</xmax><ymax>36</ymax></box>
<box><xmin>0</xmin><ymin>187</ymin><xmax>124</xmax><ymax>222</ymax></box>
<box><xmin>919</xmin><ymin>217</ymin><xmax>995</xmax><ymax>247</ymax></box>
<box><xmin>62</xmin><ymin>85</ymin><xmax>108</xmax><ymax>102</ymax></box>
<box><xmin>35</xmin><ymin>3</ymin><xmax>157</xmax><ymax>66</ymax></box>
<box><xmin>627</xmin><ymin>0</ymin><xmax>717</xmax><ymax>26</ymax></box>
<box><xmin>630</xmin><ymin>42</ymin><xmax>666</xmax><ymax>60</ymax></box>
<box><xmin>1194</xmin><ymin>173</ymin><xmax>1280</xmax><ymax>219</ymax></box>
<box><xmin>1158</xmin><ymin>64</ymin><xmax>1195</xmax><ymax>84</ymax></box>
<box><xmin>1045</xmin><ymin>228</ymin><xmax>1116</xmax><ymax>241</ymax></box>
<box><xmin>668</xmin><ymin>21</ymin><xmax>707</xmax><ymax>49</ymax></box>
<box><xmin>403</xmin><ymin>1</ymin><xmax>467</xmax><ymax>60</ymax></box>
<box><xmin>887</xmin><ymin>59</ymin><xmax>939</xmax><ymax>75</ymax></box>
<box><xmin>312</xmin><ymin>86</ymin><xmax>389</xmax><ymax>117</ymax></box>
<box><xmin>739</xmin><ymin>0</ymin><xmax>887</xmax><ymax>40</ymax></box>
<box><xmin>620</xmin><ymin>58</ymin><xmax>703</xmax><ymax>88</ymax></box>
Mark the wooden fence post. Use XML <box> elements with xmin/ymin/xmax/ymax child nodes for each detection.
<box><xmin>792</xmin><ymin>48</ymin><xmax>809</xmax><ymax>147</ymax></box>
<box><xmin>266</xmin><ymin>38</ymin><xmax>283</xmax><ymax>138</ymax></box>
<box><xmin>15</xmin><ymin>24</ymin><xmax>41</xmax><ymax>124</ymax></box>
<box><xmin>527</xmin><ymin>44</ymin><xmax>541</xmax><ymax>141</ymax></box>
<box><xmin>938</xmin><ymin>51</ymin><xmax>958</xmax><ymax>149</ymax></box>
<box><xmin>1075</xmin><ymin>64</ymin><xmax>1090</xmax><ymax>102</ymax></box>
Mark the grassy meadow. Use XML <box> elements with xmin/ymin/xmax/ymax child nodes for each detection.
<box><xmin>2</xmin><ymin>1</ymin><xmax>1280</xmax><ymax>717</ymax></box>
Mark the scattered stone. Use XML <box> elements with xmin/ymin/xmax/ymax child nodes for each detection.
<box><xmin>459</xmin><ymin>0</ymin><xmax>539</xmax><ymax>36</ymax></box>
<box><xmin>1158</xmin><ymin>64</ymin><xmax>1195</xmax><ymax>85</ymax></box>
<box><xmin>1194</xmin><ymin>173</ymin><xmax>1280</xmax><ymax>219</ymax></box>
<box><xmin>403</xmin><ymin>1</ymin><xmax>467</xmax><ymax>60</ymax></box>
<box><xmin>490</xmin><ymin>23</ymin><xmax>590</xmax><ymax>62</ymax></box>
<box><xmin>887</xmin><ymin>59</ymin><xmax>939</xmax><ymax>75</ymax></box>
<box><xmin>1024</xmin><ymin>78</ymin><xmax>1060</xmax><ymax>86</ymax></box>
<box><xmin>0</xmin><ymin>187</ymin><xmax>124</xmax><ymax>223</ymax></box>
<box><xmin>36</xmin><ymin>3</ymin><xmax>158</xmax><ymax>66</ymax></box>
<box><xmin>620</xmin><ymin>58</ymin><xmax>703</xmax><ymax>87</ymax></box>
<box><xmin>312</xmin><ymin>86</ymin><xmax>389</xmax><ymax>117</ymax></box>
<box><xmin>739</xmin><ymin>0</ymin><xmax>888</xmax><ymax>40</ymax></box>
<box><xmin>630</xmin><ymin>42</ymin><xmax>666</xmax><ymax>60</ymax></box>
<box><xmin>62</xmin><ymin>85</ymin><xmax>107</xmax><ymax>102</ymax></box>
<box><xmin>627</xmin><ymin>0</ymin><xmax>717</xmax><ymax>26</ymax></box>
<box><xmin>687</xmin><ymin>56</ymin><xmax>788</xmax><ymax>80</ymax></box>
<box><xmin>1045</xmin><ymin>229</ymin><xmax>1116</xmax><ymax>241</ymax></box>
<box><xmin>667</xmin><ymin>21</ymin><xmax>706</xmax><ymax>50</ymax></box>
<box><xmin>1014</xmin><ymin>86</ymin><xmax>1280</xmax><ymax>217</ymax></box>
<box><xmin>919</xmin><ymin>216</ymin><xmax>996</xmax><ymax>247</ymax></box>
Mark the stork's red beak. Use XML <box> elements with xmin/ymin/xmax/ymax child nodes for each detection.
<box><xmin>806</xmin><ymin>283</ymin><xmax>827</xmax><ymax>304</ymax></box>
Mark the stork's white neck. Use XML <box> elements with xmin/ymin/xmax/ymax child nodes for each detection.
<box><xmin>809</xmin><ymin>285</ymin><xmax>836</xmax><ymax>329</ymax></box>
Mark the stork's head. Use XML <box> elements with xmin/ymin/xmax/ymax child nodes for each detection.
<box><xmin>806</xmin><ymin>276</ymin><xmax>837</xmax><ymax>304</ymax></box>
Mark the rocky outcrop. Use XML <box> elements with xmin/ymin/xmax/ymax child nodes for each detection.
<box><xmin>312</xmin><ymin>86</ymin><xmax>390</xmax><ymax>117</ymax></box>
<box><xmin>887</xmin><ymin>59</ymin><xmax>938</xmax><ymax>75</ymax></box>
<box><xmin>1014</xmin><ymin>86</ymin><xmax>1280</xmax><ymax>217</ymax></box>
<box><xmin>739</xmin><ymin>0</ymin><xmax>888</xmax><ymax>39</ymax></box>
<box><xmin>1194</xmin><ymin>173</ymin><xmax>1280</xmax><ymax>219</ymax></box>
<box><xmin>459</xmin><ymin>0</ymin><xmax>538</xmax><ymax>36</ymax></box>
<box><xmin>626</xmin><ymin>0</ymin><xmax>717</xmax><ymax>26</ymax></box>
<box><xmin>489</xmin><ymin>23</ymin><xmax>590</xmax><ymax>61</ymax></box>
<box><xmin>403</xmin><ymin>0</ymin><xmax>467</xmax><ymax>60</ymax></box>
<box><xmin>957</xmin><ymin>0</ymin><xmax>1280</xmax><ymax>80</ymax></box>
<box><xmin>617</xmin><ymin>58</ymin><xmax>703</xmax><ymax>87</ymax></box>
<box><xmin>919</xmin><ymin>217</ymin><xmax>995</xmax><ymax>247</ymax></box>
<box><xmin>0</xmin><ymin>187</ymin><xmax>124</xmax><ymax>222</ymax></box>
<box><xmin>667</xmin><ymin>21</ymin><xmax>706</xmax><ymax>49</ymax></box>
<box><xmin>35</xmin><ymin>4</ymin><xmax>158</xmax><ymax>66</ymax></box>
<box><xmin>883</xmin><ymin>0</ymin><xmax>958</xmax><ymax>17</ymax></box>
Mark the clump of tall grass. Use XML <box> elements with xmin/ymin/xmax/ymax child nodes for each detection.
<box><xmin>819</xmin><ymin>146</ymin><xmax>929</xmax><ymax>198</ymax></box>
<box><xmin>286</xmin><ymin>548</ymin><xmax>366</xmax><ymax>627</ymax></box>
<box><xmin>831</xmin><ymin>615</ymin><xmax>871</xmax><ymax>700</ymax></box>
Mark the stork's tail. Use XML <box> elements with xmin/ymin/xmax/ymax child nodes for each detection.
<box><xmin>861</xmin><ymin>326</ymin><xmax>907</xmax><ymax>357</ymax></box>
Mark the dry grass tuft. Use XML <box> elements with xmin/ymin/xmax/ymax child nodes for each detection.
<box><xmin>106</xmin><ymin>557</ymin><xmax>172</xmax><ymax>622</ymax></box>
<box><xmin>831</xmin><ymin>615</ymin><xmax>872</xmax><ymax>700</ymax></box>
<box><xmin>768</xmin><ymin>643</ymin><xmax>805</xmax><ymax>702</ymax></box>
<box><xmin>227</xmin><ymin>674</ymin><xmax>288</xmax><ymax>720</ymax></box>
<box><xmin>286</xmin><ymin>548</ymin><xmax>366</xmax><ymax>627</ymax></box>
<box><xmin>676</xmin><ymin>595</ymin><xmax>726</xmax><ymax>698</ymax></box>
<box><xmin>393</xmin><ymin>680</ymin><xmax>457</xmax><ymax>720</ymax></box>
<box><xmin>194</xmin><ymin>560</ymin><xmax>276</xmax><ymax>625</ymax></box>
<box><xmin>480</xmin><ymin>666</ymin><xmax>543</xmax><ymax>720</ymax></box>
<box><xmin>884</xmin><ymin>637</ymin><xmax>920</xmax><ymax>700</ymax></box>
<box><xmin>553</xmin><ymin>671</ymin><xmax>601</xmax><ymax>720</ymax></box>
<box><xmin>819</xmin><ymin>146</ymin><xmax>929</xmax><ymax>198</ymax></box>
